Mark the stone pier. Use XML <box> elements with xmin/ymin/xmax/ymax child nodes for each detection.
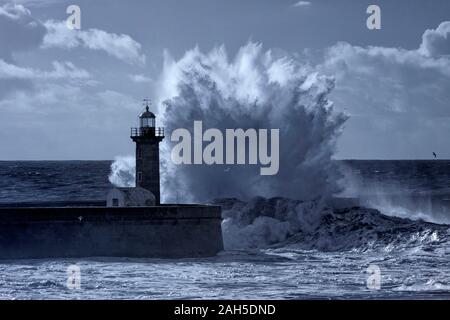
<box><xmin>0</xmin><ymin>204</ymin><xmax>223</xmax><ymax>260</ymax></box>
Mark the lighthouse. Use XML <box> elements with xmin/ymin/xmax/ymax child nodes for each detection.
<box><xmin>130</xmin><ymin>100</ymin><xmax>165</xmax><ymax>204</ymax></box>
<box><xmin>2</xmin><ymin>98</ymin><xmax>223</xmax><ymax>259</ymax></box>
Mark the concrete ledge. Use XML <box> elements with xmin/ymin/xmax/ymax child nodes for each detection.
<box><xmin>0</xmin><ymin>205</ymin><xmax>222</xmax><ymax>222</ymax></box>
<box><xmin>0</xmin><ymin>200</ymin><xmax>107</xmax><ymax>208</ymax></box>
<box><xmin>0</xmin><ymin>205</ymin><xmax>224</xmax><ymax>259</ymax></box>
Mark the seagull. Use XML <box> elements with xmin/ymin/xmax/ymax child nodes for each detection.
<box><xmin>433</xmin><ymin>152</ymin><xmax>437</xmax><ymax>159</ymax></box>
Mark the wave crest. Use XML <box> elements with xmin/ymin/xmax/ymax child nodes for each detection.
<box><xmin>217</xmin><ymin>196</ymin><xmax>450</xmax><ymax>251</ymax></box>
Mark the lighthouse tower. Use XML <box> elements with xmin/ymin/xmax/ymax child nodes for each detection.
<box><xmin>131</xmin><ymin>100</ymin><xmax>164</xmax><ymax>204</ymax></box>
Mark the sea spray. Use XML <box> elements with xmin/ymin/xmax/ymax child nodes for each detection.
<box><xmin>108</xmin><ymin>156</ymin><xmax>135</xmax><ymax>187</ymax></box>
<box><xmin>338</xmin><ymin>162</ymin><xmax>450</xmax><ymax>225</ymax></box>
<box><xmin>158</xmin><ymin>43</ymin><xmax>348</xmax><ymax>203</ymax></box>
<box><xmin>217</xmin><ymin>197</ymin><xmax>325</xmax><ymax>249</ymax></box>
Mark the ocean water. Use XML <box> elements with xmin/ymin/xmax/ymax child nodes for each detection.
<box><xmin>0</xmin><ymin>160</ymin><xmax>449</xmax><ymax>300</ymax></box>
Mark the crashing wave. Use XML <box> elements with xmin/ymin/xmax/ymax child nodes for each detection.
<box><xmin>216</xmin><ymin>197</ymin><xmax>450</xmax><ymax>252</ymax></box>
<box><xmin>108</xmin><ymin>156</ymin><xmax>135</xmax><ymax>187</ymax></box>
<box><xmin>158</xmin><ymin>42</ymin><xmax>347</xmax><ymax>203</ymax></box>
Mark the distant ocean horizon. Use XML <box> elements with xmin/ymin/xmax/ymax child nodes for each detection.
<box><xmin>1</xmin><ymin>159</ymin><xmax>449</xmax><ymax>201</ymax></box>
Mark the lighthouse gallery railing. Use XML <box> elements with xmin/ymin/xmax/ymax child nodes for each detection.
<box><xmin>130</xmin><ymin>127</ymin><xmax>165</xmax><ymax>137</ymax></box>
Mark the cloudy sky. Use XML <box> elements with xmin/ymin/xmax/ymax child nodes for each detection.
<box><xmin>0</xmin><ymin>0</ymin><xmax>449</xmax><ymax>160</ymax></box>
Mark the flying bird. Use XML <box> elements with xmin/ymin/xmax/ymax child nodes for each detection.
<box><xmin>433</xmin><ymin>152</ymin><xmax>437</xmax><ymax>159</ymax></box>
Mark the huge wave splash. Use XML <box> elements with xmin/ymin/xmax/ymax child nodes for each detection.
<box><xmin>108</xmin><ymin>43</ymin><xmax>449</xmax><ymax>250</ymax></box>
<box><xmin>110</xmin><ymin>43</ymin><xmax>347</xmax><ymax>201</ymax></box>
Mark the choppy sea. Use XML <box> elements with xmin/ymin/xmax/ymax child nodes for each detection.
<box><xmin>0</xmin><ymin>160</ymin><xmax>449</xmax><ymax>299</ymax></box>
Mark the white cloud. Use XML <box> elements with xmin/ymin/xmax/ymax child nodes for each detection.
<box><xmin>0</xmin><ymin>59</ymin><xmax>90</xmax><ymax>80</ymax></box>
<box><xmin>42</xmin><ymin>20</ymin><xmax>146</xmax><ymax>65</ymax></box>
<box><xmin>419</xmin><ymin>21</ymin><xmax>450</xmax><ymax>57</ymax></box>
<box><xmin>293</xmin><ymin>1</ymin><xmax>311</xmax><ymax>7</ymax></box>
<box><xmin>0</xmin><ymin>4</ymin><xmax>146</xmax><ymax>65</ymax></box>
<box><xmin>2</xmin><ymin>0</ymin><xmax>64</xmax><ymax>7</ymax></box>
<box><xmin>0</xmin><ymin>3</ymin><xmax>30</xmax><ymax>19</ymax></box>
<box><xmin>128</xmin><ymin>74</ymin><xmax>152</xmax><ymax>83</ymax></box>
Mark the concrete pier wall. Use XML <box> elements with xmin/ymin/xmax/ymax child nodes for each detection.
<box><xmin>0</xmin><ymin>205</ymin><xmax>223</xmax><ymax>259</ymax></box>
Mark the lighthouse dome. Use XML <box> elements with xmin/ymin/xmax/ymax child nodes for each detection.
<box><xmin>139</xmin><ymin>106</ymin><xmax>156</xmax><ymax>119</ymax></box>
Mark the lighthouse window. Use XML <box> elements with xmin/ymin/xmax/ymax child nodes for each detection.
<box><xmin>138</xmin><ymin>172</ymin><xmax>143</xmax><ymax>182</ymax></box>
<box><xmin>112</xmin><ymin>198</ymin><xmax>119</xmax><ymax>207</ymax></box>
<box><xmin>141</xmin><ymin>118</ymin><xmax>155</xmax><ymax>128</ymax></box>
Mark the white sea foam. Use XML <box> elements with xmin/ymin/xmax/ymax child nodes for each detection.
<box><xmin>108</xmin><ymin>156</ymin><xmax>135</xmax><ymax>187</ymax></box>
